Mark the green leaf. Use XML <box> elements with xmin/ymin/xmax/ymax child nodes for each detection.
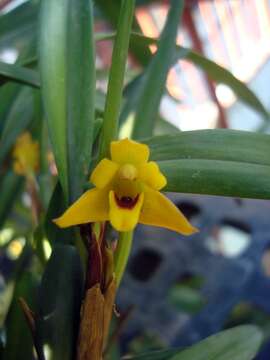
<box><xmin>97</xmin><ymin>30</ymin><xmax>269</xmax><ymax>125</ymax></box>
<box><xmin>45</xmin><ymin>182</ymin><xmax>74</xmax><ymax>246</ymax></box>
<box><xmin>40</xmin><ymin>0</ymin><xmax>96</xmax><ymax>203</ymax></box>
<box><xmin>123</xmin><ymin>348</ymin><xmax>181</xmax><ymax>360</ymax></box>
<box><xmin>95</xmin><ymin>90</ymin><xmax>106</xmax><ymax>114</ymax></box>
<box><xmin>36</xmin><ymin>245</ymin><xmax>83</xmax><ymax>360</ymax></box>
<box><xmin>0</xmin><ymin>86</ymin><xmax>34</xmax><ymax>165</ymax></box>
<box><xmin>66</xmin><ymin>0</ymin><xmax>96</xmax><ymax>203</ymax></box>
<box><xmin>146</xmin><ymin>129</ymin><xmax>270</xmax><ymax>199</ymax></box>
<box><xmin>2</xmin><ymin>271</ymin><xmax>38</xmax><ymax>360</ymax></box>
<box><xmin>95</xmin><ymin>0</ymin><xmax>151</xmax><ymax>66</ymax></box>
<box><xmin>130</xmin><ymin>32</ymin><xmax>269</xmax><ymax>123</ymax></box>
<box><xmin>34</xmin><ymin>95</ymin><xmax>54</xmax><ymax>210</ymax></box>
<box><xmin>93</xmin><ymin>117</ymin><xmax>103</xmax><ymax>141</ymax></box>
<box><xmin>147</xmin><ymin>129</ymin><xmax>270</xmax><ymax>165</ymax></box>
<box><xmin>183</xmin><ymin>49</ymin><xmax>269</xmax><ymax>121</ymax></box>
<box><xmin>136</xmin><ymin>0</ymin><xmax>159</xmax><ymax>4</ymax></box>
<box><xmin>99</xmin><ymin>0</ymin><xmax>135</xmax><ymax>159</ymax></box>
<box><xmin>160</xmin><ymin>159</ymin><xmax>270</xmax><ymax>199</ymax></box>
<box><xmin>127</xmin><ymin>326</ymin><xmax>262</xmax><ymax>360</ymax></box>
<box><xmin>154</xmin><ymin>117</ymin><xmax>180</xmax><ymax>136</ymax></box>
<box><xmin>0</xmin><ymin>61</ymin><xmax>40</xmax><ymax>88</ymax></box>
<box><xmin>0</xmin><ymin>1</ymin><xmax>38</xmax><ymax>52</ymax></box>
<box><xmin>0</xmin><ymin>171</ymin><xmax>23</xmax><ymax>229</ymax></box>
<box><xmin>0</xmin><ymin>42</ymin><xmax>38</xmax><ymax>144</ymax></box>
<box><xmin>0</xmin><ymin>84</ymin><xmax>20</xmax><ymax>135</ymax></box>
<box><xmin>132</xmin><ymin>0</ymin><xmax>184</xmax><ymax>139</ymax></box>
<box><xmin>170</xmin><ymin>325</ymin><xmax>262</xmax><ymax>360</ymax></box>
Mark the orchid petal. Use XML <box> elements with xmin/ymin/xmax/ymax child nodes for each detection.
<box><xmin>54</xmin><ymin>188</ymin><xmax>109</xmax><ymax>227</ymax></box>
<box><xmin>110</xmin><ymin>138</ymin><xmax>149</xmax><ymax>165</ymax></box>
<box><xmin>90</xmin><ymin>158</ymin><xmax>119</xmax><ymax>188</ymax></box>
<box><xmin>138</xmin><ymin>161</ymin><xmax>167</xmax><ymax>190</ymax></box>
<box><xmin>139</xmin><ymin>186</ymin><xmax>198</xmax><ymax>235</ymax></box>
<box><xmin>109</xmin><ymin>191</ymin><xmax>144</xmax><ymax>231</ymax></box>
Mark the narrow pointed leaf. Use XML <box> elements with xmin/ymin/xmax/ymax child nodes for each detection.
<box><xmin>0</xmin><ymin>86</ymin><xmax>34</xmax><ymax>165</ymax></box>
<box><xmin>171</xmin><ymin>325</ymin><xmax>262</xmax><ymax>360</ymax></box>
<box><xmin>130</xmin><ymin>33</ymin><xmax>269</xmax><ymax>122</ymax></box>
<box><xmin>95</xmin><ymin>0</ymin><xmax>151</xmax><ymax>66</ymax></box>
<box><xmin>0</xmin><ymin>84</ymin><xmax>20</xmax><ymax>135</ymax></box>
<box><xmin>147</xmin><ymin>129</ymin><xmax>270</xmax><ymax>165</ymax></box>
<box><xmin>66</xmin><ymin>0</ymin><xmax>96</xmax><ymax>202</ymax></box>
<box><xmin>123</xmin><ymin>348</ymin><xmax>181</xmax><ymax>360</ymax></box>
<box><xmin>0</xmin><ymin>61</ymin><xmax>40</xmax><ymax>88</ymax></box>
<box><xmin>97</xmin><ymin>31</ymin><xmax>269</xmax><ymax>125</ymax></box>
<box><xmin>146</xmin><ymin>129</ymin><xmax>270</xmax><ymax>199</ymax></box>
<box><xmin>36</xmin><ymin>245</ymin><xmax>83</xmax><ymax>360</ymax></box>
<box><xmin>132</xmin><ymin>0</ymin><xmax>184</xmax><ymax>139</ymax></box>
<box><xmin>2</xmin><ymin>272</ymin><xmax>38</xmax><ymax>360</ymax></box>
<box><xmin>45</xmin><ymin>182</ymin><xmax>74</xmax><ymax>246</ymax></box>
<box><xmin>0</xmin><ymin>43</ymin><xmax>37</xmax><ymax>156</ymax></box>
<box><xmin>0</xmin><ymin>171</ymin><xmax>23</xmax><ymax>229</ymax></box>
<box><xmin>160</xmin><ymin>159</ymin><xmax>270</xmax><ymax>199</ymax></box>
<box><xmin>183</xmin><ymin>49</ymin><xmax>269</xmax><ymax>121</ymax></box>
<box><xmin>40</xmin><ymin>0</ymin><xmax>96</xmax><ymax>202</ymax></box>
<box><xmin>0</xmin><ymin>1</ymin><xmax>38</xmax><ymax>51</ymax></box>
<box><xmin>127</xmin><ymin>326</ymin><xmax>262</xmax><ymax>360</ymax></box>
<box><xmin>154</xmin><ymin>117</ymin><xmax>180</xmax><ymax>135</ymax></box>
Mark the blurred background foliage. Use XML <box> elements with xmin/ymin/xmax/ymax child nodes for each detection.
<box><xmin>0</xmin><ymin>0</ymin><xmax>270</xmax><ymax>359</ymax></box>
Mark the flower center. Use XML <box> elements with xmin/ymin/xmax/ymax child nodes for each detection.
<box><xmin>115</xmin><ymin>193</ymin><xmax>139</xmax><ymax>209</ymax></box>
<box><xmin>118</xmin><ymin>163</ymin><xmax>138</xmax><ymax>181</ymax></box>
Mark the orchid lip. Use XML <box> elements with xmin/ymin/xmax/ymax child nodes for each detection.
<box><xmin>114</xmin><ymin>193</ymin><xmax>139</xmax><ymax>209</ymax></box>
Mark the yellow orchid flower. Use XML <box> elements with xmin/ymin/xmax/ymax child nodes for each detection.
<box><xmin>54</xmin><ymin>139</ymin><xmax>198</xmax><ymax>234</ymax></box>
<box><xmin>13</xmin><ymin>132</ymin><xmax>39</xmax><ymax>176</ymax></box>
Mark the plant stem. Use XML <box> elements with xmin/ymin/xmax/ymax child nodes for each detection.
<box><xmin>99</xmin><ymin>0</ymin><xmax>135</xmax><ymax>160</ymax></box>
<box><xmin>114</xmin><ymin>231</ymin><xmax>133</xmax><ymax>287</ymax></box>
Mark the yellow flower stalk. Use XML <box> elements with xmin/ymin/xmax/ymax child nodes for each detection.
<box><xmin>13</xmin><ymin>132</ymin><xmax>39</xmax><ymax>176</ymax></box>
<box><xmin>54</xmin><ymin>138</ymin><xmax>197</xmax><ymax>234</ymax></box>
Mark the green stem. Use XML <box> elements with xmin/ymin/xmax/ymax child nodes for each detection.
<box><xmin>114</xmin><ymin>231</ymin><xmax>133</xmax><ymax>287</ymax></box>
<box><xmin>99</xmin><ymin>0</ymin><xmax>135</xmax><ymax>160</ymax></box>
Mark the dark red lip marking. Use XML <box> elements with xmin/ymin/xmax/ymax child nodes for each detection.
<box><xmin>115</xmin><ymin>193</ymin><xmax>139</xmax><ymax>209</ymax></box>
